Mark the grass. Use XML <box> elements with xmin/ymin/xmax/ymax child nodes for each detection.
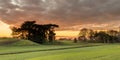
<box><xmin>28</xmin><ymin>44</ymin><xmax>120</xmax><ymax>60</ymax></box>
<box><xmin>0</xmin><ymin>38</ymin><xmax>120</xmax><ymax>60</ymax></box>
<box><xmin>0</xmin><ymin>44</ymin><xmax>120</xmax><ymax>60</ymax></box>
<box><xmin>0</xmin><ymin>38</ymin><xmax>39</xmax><ymax>46</ymax></box>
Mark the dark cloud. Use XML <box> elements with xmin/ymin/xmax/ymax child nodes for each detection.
<box><xmin>0</xmin><ymin>0</ymin><xmax>120</xmax><ymax>30</ymax></box>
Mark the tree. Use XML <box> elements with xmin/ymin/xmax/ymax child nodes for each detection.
<box><xmin>107</xmin><ymin>30</ymin><xmax>119</xmax><ymax>43</ymax></box>
<box><xmin>11</xmin><ymin>27</ymin><xmax>20</xmax><ymax>38</ymax></box>
<box><xmin>78</xmin><ymin>28</ymin><xmax>120</xmax><ymax>43</ymax></box>
<box><xmin>73</xmin><ymin>38</ymin><xmax>77</xmax><ymax>43</ymax></box>
<box><xmin>20</xmin><ymin>21</ymin><xmax>36</xmax><ymax>40</ymax></box>
<box><xmin>87</xmin><ymin>29</ymin><xmax>95</xmax><ymax>40</ymax></box>
<box><xmin>78</xmin><ymin>28</ymin><xmax>95</xmax><ymax>41</ymax></box>
<box><xmin>11</xmin><ymin>21</ymin><xmax>59</xmax><ymax>44</ymax></box>
<box><xmin>45</xmin><ymin>24</ymin><xmax>59</xmax><ymax>42</ymax></box>
<box><xmin>94</xmin><ymin>31</ymin><xmax>110</xmax><ymax>43</ymax></box>
<box><xmin>78</xmin><ymin>28</ymin><xmax>88</xmax><ymax>41</ymax></box>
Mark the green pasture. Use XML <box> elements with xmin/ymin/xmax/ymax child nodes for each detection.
<box><xmin>0</xmin><ymin>38</ymin><xmax>120</xmax><ymax>60</ymax></box>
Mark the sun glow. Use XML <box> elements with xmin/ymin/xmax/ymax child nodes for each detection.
<box><xmin>55</xmin><ymin>31</ymin><xmax>79</xmax><ymax>37</ymax></box>
<box><xmin>0</xmin><ymin>20</ymin><xmax>12</xmax><ymax>37</ymax></box>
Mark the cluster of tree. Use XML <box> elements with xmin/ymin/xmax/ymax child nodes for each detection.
<box><xmin>78</xmin><ymin>28</ymin><xmax>120</xmax><ymax>43</ymax></box>
<box><xmin>11</xmin><ymin>21</ymin><xmax>59</xmax><ymax>44</ymax></box>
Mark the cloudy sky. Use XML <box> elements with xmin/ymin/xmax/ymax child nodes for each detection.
<box><xmin>0</xmin><ymin>0</ymin><xmax>120</xmax><ymax>31</ymax></box>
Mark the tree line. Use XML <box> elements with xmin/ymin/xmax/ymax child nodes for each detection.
<box><xmin>11</xmin><ymin>21</ymin><xmax>120</xmax><ymax>44</ymax></box>
<box><xmin>11</xmin><ymin>21</ymin><xmax>59</xmax><ymax>44</ymax></box>
<box><xmin>78</xmin><ymin>28</ymin><xmax>120</xmax><ymax>43</ymax></box>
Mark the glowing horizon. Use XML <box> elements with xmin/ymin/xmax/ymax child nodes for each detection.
<box><xmin>0</xmin><ymin>20</ymin><xmax>80</xmax><ymax>38</ymax></box>
<box><xmin>56</xmin><ymin>31</ymin><xmax>79</xmax><ymax>37</ymax></box>
<box><xmin>0</xmin><ymin>20</ymin><xmax>120</xmax><ymax>38</ymax></box>
<box><xmin>0</xmin><ymin>20</ymin><xmax>12</xmax><ymax>37</ymax></box>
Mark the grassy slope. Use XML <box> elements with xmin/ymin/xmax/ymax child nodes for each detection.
<box><xmin>0</xmin><ymin>44</ymin><xmax>119</xmax><ymax>60</ymax></box>
<box><xmin>28</xmin><ymin>44</ymin><xmax>120</xmax><ymax>60</ymax></box>
<box><xmin>0</xmin><ymin>38</ymin><xmax>120</xmax><ymax>60</ymax></box>
<box><xmin>0</xmin><ymin>39</ymin><xmax>101</xmax><ymax>55</ymax></box>
<box><xmin>0</xmin><ymin>38</ymin><xmax>39</xmax><ymax>46</ymax></box>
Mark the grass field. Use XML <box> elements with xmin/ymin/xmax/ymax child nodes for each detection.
<box><xmin>0</xmin><ymin>38</ymin><xmax>120</xmax><ymax>60</ymax></box>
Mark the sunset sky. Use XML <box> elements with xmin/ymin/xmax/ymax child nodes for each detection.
<box><xmin>0</xmin><ymin>0</ymin><xmax>120</xmax><ymax>37</ymax></box>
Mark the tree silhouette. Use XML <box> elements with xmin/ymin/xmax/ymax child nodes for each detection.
<box><xmin>107</xmin><ymin>30</ymin><xmax>119</xmax><ymax>43</ymax></box>
<box><xmin>11</xmin><ymin>21</ymin><xmax>59</xmax><ymax>44</ymax></box>
<box><xmin>44</xmin><ymin>24</ymin><xmax>59</xmax><ymax>42</ymax></box>
<box><xmin>78</xmin><ymin>28</ymin><xmax>95</xmax><ymax>41</ymax></box>
<box><xmin>78</xmin><ymin>28</ymin><xmax>88</xmax><ymax>41</ymax></box>
<box><xmin>94</xmin><ymin>31</ymin><xmax>110</xmax><ymax>43</ymax></box>
<box><xmin>78</xmin><ymin>28</ymin><xmax>120</xmax><ymax>43</ymax></box>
